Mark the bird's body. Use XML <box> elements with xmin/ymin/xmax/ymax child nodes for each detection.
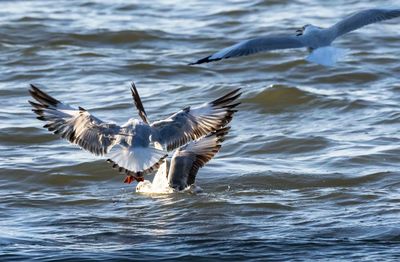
<box><xmin>300</xmin><ymin>25</ymin><xmax>333</xmax><ymax>49</ymax></box>
<box><xmin>136</xmin><ymin>127</ymin><xmax>229</xmax><ymax>193</ymax></box>
<box><xmin>190</xmin><ymin>8</ymin><xmax>400</xmax><ymax>66</ymax></box>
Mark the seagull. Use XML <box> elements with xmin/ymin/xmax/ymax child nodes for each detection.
<box><xmin>129</xmin><ymin>87</ymin><xmax>237</xmax><ymax>193</ymax></box>
<box><xmin>189</xmin><ymin>8</ymin><xmax>400</xmax><ymax>66</ymax></box>
<box><xmin>130</xmin><ymin>84</ymin><xmax>240</xmax><ymax>189</ymax></box>
<box><xmin>29</xmin><ymin>83</ymin><xmax>241</xmax><ymax>183</ymax></box>
<box><xmin>136</xmin><ymin>127</ymin><xmax>230</xmax><ymax>193</ymax></box>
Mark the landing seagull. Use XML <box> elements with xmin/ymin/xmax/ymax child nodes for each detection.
<box><xmin>190</xmin><ymin>8</ymin><xmax>400</xmax><ymax>66</ymax></box>
<box><xmin>136</xmin><ymin>127</ymin><xmax>230</xmax><ymax>193</ymax></box>
<box><xmin>29</xmin><ymin>83</ymin><xmax>240</xmax><ymax>183</ymax></box>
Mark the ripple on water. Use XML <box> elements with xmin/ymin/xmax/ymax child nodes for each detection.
<box><xmin>311</xmin><ymin>71</ymin><xmax>380</xmax><ymax>84</ymax></box>
<box><xmin>247</xmin><ymin>135</ymin><xmax>332</xmax><ymax>155</ymax></box>
<box><xmin>1</xmin><ymin>0</ymin><xmax>400</xmax><ymax>261</ymax></box>
<box><xmin>0</xmin><ymin>127</ymin><xmax>56</xmax><ymax>145</ymax></box>
<box><xmin>242</xmin><ymin>84</ymin><xmax>367</xmax><ymax>113</ymax></box>
<box><xmin>223</xmin><ymin>171</ymin><xmax>398</xmax><ymax>190</ymax></box>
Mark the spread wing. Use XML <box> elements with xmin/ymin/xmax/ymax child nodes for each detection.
<box><xmin>328</xmin><ymin>8</ymin><xmax>400</xmax><ymax>39</ymax></box>
<box><xmin>29</xmin><ymin>84</ymin><xmax>121</xmax><ymax>156</ymax></box>
<box><xmin>190</xmin><ymin>35</ymin><xmax>305</xmax><ymax>65</ymax></box>
<box><xmin>150</xmin><ymin>89</ymin><xmax>240</xmax><ymax>151</ymax></box>
<box><xmin>168</xmin><ymin>127</ymin><xmax>229</xmax><ymax>189</ymax></box>
<box><xmin>29</xmin><ymin>84</ymin><xmax>167</xmax><ymax>176</ymax></box>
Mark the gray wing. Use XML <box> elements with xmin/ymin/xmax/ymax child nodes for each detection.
<box><xmin>130</xmin><ymin>82</ymin><xmax>150</xmax><ymax>124</ymax></box>
<box><xmin>328</xmin><ymin>8</ymin><xmax>400</xmax><ymax>39</ymax></box>
<box><xmin>190</xmin><ymin>35</ymin><xmax>305</xmax><ymax>65</ymax></box>
<box><xmin>29</xmin><ymin>84</ymin><xmax>167</xmax><ymax>177</ymax></box>
<box><xmin>150</xmin><ymin>89</ymin><xmax>240</xmax><ymax>151</ymax></box>
<box><xmin>29</xmin><ymin>84</ymin><xmax>120</xmax><ymax>156</ymax></box>
<box><xmin>168</xmin><ymin>127</ymin><xmax>229</xmax><ymax>190</ymax></box>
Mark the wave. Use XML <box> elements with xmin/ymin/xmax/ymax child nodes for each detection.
<box><xmin>0</xmin><ymin>127</ymin><xmax>56</xmax><ymax>145</ymax></box>
<box><xmin>48</xmin><ymin>29</ymin><xmax>171</xmax><ymax>47</ymax></box>
<box><xmin>222</xmin><ymin>171</ymin><xmax>398</xmax><ymax>190</ymax></box>
<box><xmin>246</xmin><ymin>135</ymin><xmax>332</xmax><ymax>155</ymax></box>
<box><xmin>241</xmin><ymin>84</ymin><xmax>378</xmax><ymax>113</ymax></box>
<box><xmin>242</xmin><ymin>85</ymin><xmax>338</xmax><ymax>113</ymax></box>
<box><xmin>311</xmin><ymin>72</ymin><xmax>379</xmax><ymax>84</ymax></box>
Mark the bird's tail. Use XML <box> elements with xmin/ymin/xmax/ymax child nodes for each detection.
<box><xmin>306</xmin><ymin>46</ymin><xmax>348</xmax><ymax>67</ymax></box>
<box><xmin>106</xmin><ymin>145</ymin><xmax>167</xmax><ymax>182</ymax></box>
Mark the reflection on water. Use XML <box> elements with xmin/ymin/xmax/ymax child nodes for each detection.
<box><xmin>0</xmin><ymin>0</ymin><xmax>399</xmax><ymax>261</ymax></box>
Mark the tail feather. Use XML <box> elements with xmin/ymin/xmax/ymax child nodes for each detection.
<box><xmin>107</xmin><ymin>145</ymin><xmax>167</xmax><ymax>181</ymax></box>
<box><xmin>306</xmin><ymin>46</ymin><xmax>348</xmax><ymax>66</ymax></box>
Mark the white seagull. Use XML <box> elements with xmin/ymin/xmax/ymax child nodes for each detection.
<box><xmin>190</xmin><ymin>8</ymin><xmax>400</xmax><ymax>66</ymax></box>
<box><xmin>136</xmin><ymin>127</ymin><xmax>230</xmax><ymax>193</ymax></box>
<box><xmin>29</xmin><ymin>83</ymin><xmax>240</xmax><ymax>183</ymax></box>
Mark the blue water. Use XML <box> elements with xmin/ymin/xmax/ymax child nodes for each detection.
<box><xmin>0</xmin><ymin>0</ymin><xmax>399</xmax><ymax>261</ymax></box>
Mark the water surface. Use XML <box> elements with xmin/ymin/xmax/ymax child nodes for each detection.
<box><xmin>0</xmin><ymin>0</ymin><xmax>400</xmax><ymax>261</ymax></box>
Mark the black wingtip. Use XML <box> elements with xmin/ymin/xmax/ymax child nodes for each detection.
<box><xmin>211</xmin><ymin>88</ymin><xmax>242</xmax><ymax>106</ymax></box>
<box><xmin>130</xmin><ymin>81</ymin><xmax>137</xmax><ymax>91</ymax></box>
<box><xmin>28</xmin><ymin>84</ymin><xmax>60</xmax><ymax>107</ymax></box>
<box><xmin>29</xmin><ymin>83</ymin><xmax>39</xmax><ymax>91</ymax></box>
<box><xmin>189</xmin><ymin>55</ymin><xmax>222</xmax><ymax>65</ymax></box>
<box><xmin>129</xmin><ymin>82</ymin><xmax>150</xmax><ymax>124</ymax></box>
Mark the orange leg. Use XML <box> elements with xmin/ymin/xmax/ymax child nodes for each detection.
<box><xmin>123</xmin><ymin>175</ymin><xmax>144</xmax><ymax>184</ymax></box>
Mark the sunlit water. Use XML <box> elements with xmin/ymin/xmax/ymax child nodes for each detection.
<box><xmin>1</xmin><ymin>0</ymin><xmax>399</xmax><ymax>261</ymax></box>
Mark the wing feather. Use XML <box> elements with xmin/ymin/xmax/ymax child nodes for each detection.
<box><xmin>190</xmin><ymin>35</ymin><xmax>305</xmax><ymax>65</ymax></box>
<box><xmin>328</xmin><ymin>8</ymin><xmax>400</xmax><ymax>39</ymax></box>
<box><xmin>168</xmin><ymin>127</ymin><xmax>229</xmax><ymax>189</ymax></box>
<box><xmin>130</xmin><ymin>82</ymin><xmax>150</xmax><ymax>124</ymax></box>
<box><xmin>29</xmin><ymin>84</ymin><xmax>168</xmax><ymax>177</ymax></box>
<box><xmin>29</xmin><ymin>84</ymin><xmax>120</xmax><ymax>156</ymax></box>
<box><xmin>150</xmin><ymin>89</ymin><xmax>240</xmax><ymax>151</ymax></box>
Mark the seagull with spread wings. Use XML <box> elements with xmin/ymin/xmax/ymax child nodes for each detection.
<box><xmin>129</xmin><ymin>86</ymin><xmax>238</xmax><ymax>193</ymax></box>
<box><xmin>29</xmin><ymin>83</ymin><xmax>240</xmax><ymax>183</ymax></box>
<box><xmin>190</xmin><ymin>8</ymin><xmax>400</xmax><ymax>66</ymax></box>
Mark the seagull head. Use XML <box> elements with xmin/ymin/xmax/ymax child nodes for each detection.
<box><xmin>296</xmin><ymin>24</ymin><xmax>309</xmax><ymax>36</ymax></box>
<box><xmin>296</xmin><ymin>24</ymin><xmax>321</xmax><ymax>36</ymax></box>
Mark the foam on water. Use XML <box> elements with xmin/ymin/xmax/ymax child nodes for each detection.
<box><xmin>136</xmin><ymin>162</ymin><xmax>174</xmax><ymax>193</ymax></box>
<box><xmin>135</xmin><ymin>162</ymin><xmax>203</xmax><ymax>194</ymax></box>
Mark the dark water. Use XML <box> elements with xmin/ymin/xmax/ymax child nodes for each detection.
<box><xmin>1</xmin><ymin>0</ymin><xmax>400</xmax><ymax>261</ymax></box>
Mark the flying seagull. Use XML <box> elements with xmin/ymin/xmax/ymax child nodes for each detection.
<box><xmin>136</xmin><ymin>127</ymin><xmax>230</xmax><ymax>193</ymax></box>
<box><xmin>29</xmin><ymin>83</ymin><xmax>240</xmax><ymax>183</ymax></box>
<box><xmin>189</xmin><ymin>8</ymin><xmax>400</xmax><ymax>66</ymax></box>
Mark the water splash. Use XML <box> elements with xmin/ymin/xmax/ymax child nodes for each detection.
<box><xmin>135</xmin><ymin>162</ymin><xmax>203</xmax><ymax>194</ymax></box>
